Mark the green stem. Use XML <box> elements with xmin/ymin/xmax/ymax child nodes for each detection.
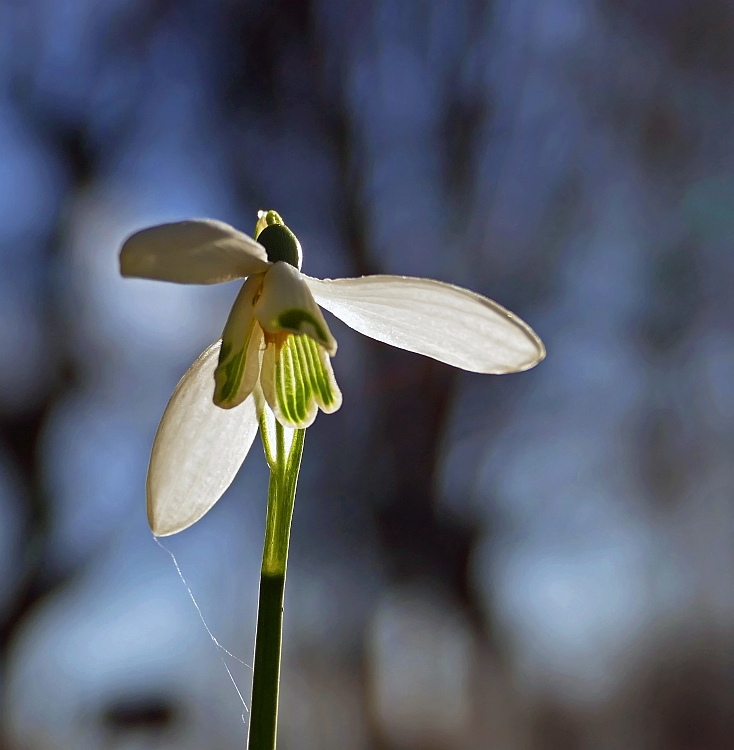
<box><xmin>248</xmin><ymin>422</ymin><xmax>306</xmax><ymax>750</ymax></box>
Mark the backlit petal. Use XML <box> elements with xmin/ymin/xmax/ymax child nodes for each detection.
<box><xmin>255</xmin><ymin>262</ymin><xmax>337</xmax><ymax>354</ymax></box>
<box><xmin>147</xmin><ymin>341</ymin><xmax>259</xmax><ymax>536</ymax></box>
<box><xmin>294</xmin><ymin>335</ymin><xmax>342</xmax><ymax>415</ymax></box>
<box><xmin>120</xmin><ymin>219</ymin><xmax>271</xmax><ymax>284</ymax></box>
<box><xmin>305</xmin><ymin>275</ymin><xmax>545</xmax><ymax>374</ymax></box>
<box><xmin>260</xmin><ymin>335</ymin><xmax>342</xmax><ymax>429</ymax></box>
<box><xmin>214</xmin><ymin>275</ymin><xmax>265</xmax><ymax>408</ymax></box>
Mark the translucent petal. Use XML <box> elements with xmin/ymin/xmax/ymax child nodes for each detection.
<box><xmin>260</xmin><ymin>335</ymin><xmax>342</xmax><ymax>429</ymax></box>
<box><xmin>294</xmin><ymin>335</ymin><xmax>342</xmax><ymax>414</ymax></box>
<box><xmin>120</xmin><ymin>219</ymin><xmax>271</xmax><ymax>284</ymax></box>
<box><xmin>214</xmin><ymin>275</ymin><xmax>265</xmax><ymax>408</ymax></box>
<box><xmin>147</xmin><ymin>341</ymin><xmax>259</xmax><ymax>536</ymax></box>
<box><xmin>255</xmin><ymin>262</ymin><xmax>337</xmax><ymax>354</ymax></box>
<box><xmin>305</xmin><ymin>275</ymin><xmax>545</xmax><ymax>374</ymax></box>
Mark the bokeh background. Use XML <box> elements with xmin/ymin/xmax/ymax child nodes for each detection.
<box><xmin>1</xmin><ymin>0</ymin><xmax>734</xmax><ymax>748</ymax></box>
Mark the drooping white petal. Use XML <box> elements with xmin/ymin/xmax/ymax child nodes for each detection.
<box><xmin>147</xmin><ymin>341</ymin><xmax>259</xmax><ymax>536</ymax></box>
<box><xmin>255</xmin><ymin>262</ymin><xmax>337</xmax><ymax>354</ymax></box>
<box><xmin>120</xmin><ymin>219</ymin><xmax>271</xmax><ymax>284</ymax></box>
<box><xmin>305</xmin><ymin>275</ymin><xmax>545</xmax><ymax>374</ymax></box>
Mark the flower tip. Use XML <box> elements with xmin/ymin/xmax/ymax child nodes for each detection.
<box><xmin>493</xmin><ymin>326</ymin><xmax>545</xmax><ymax>374</ymax></box>
<box><xmin>118</xmin><ymin>230</ymin><xmax>147</xmax><ymax>277</ymax></box>
<box><xmin>255</xmin><ymin>209</ymin><xmax>286</xmax><ymax>240</ymax></box>
<box><xmin>212</xmin><ymin>382</ymin><xmax>248</xmax><ymax>410</ymax></box>
<box><xmin>255</xmin><ymin>211</ymin><xmax>268</xmax><ymax>239</ymax></box>
<box><xmin>537</xmin><ymin>338</ymin><xmax>547</xmax><ymax>364</ymax></box>
<box><xmin>212</xmin><ymin>393</ymin><xmax>238</xmax><ymax>410</ymax></box>
<box><xmin>147</xmin><ymin>499</ymin><xmax>177</xmax><ymax>537</ymax></box>
<box><xmin>520</xmin><ymin>327</ymin><xmax>546</xmax><ymax>371</ymax></box>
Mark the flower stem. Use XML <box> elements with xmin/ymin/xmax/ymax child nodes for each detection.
<box><xmin>248</xmin><ymin>422</ymin><xmax>305</xmax><ymax>750</ymax></box>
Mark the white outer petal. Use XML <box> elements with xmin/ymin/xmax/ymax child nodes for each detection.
<box><xmin>147</xmin><ymin>341</ymin><xmax>259</xmax><ymax>536</ymax></box>
<box><xmin>305</xmin><ymin>275</ymin><xmax>545</xmax><ymax>374</ymax></box>
<box><xmin>120</xmin><ymin>219</ymin><xmax>271</xmax><ymax>284</ymax></box>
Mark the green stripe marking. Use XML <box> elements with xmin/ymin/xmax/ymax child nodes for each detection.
<box><xmin>274</xmin><ymin>334</ymin><xmax>337</xmax><ymax>426</ymax></box>
<box><xmin>277</xmin><ymin>309</ymin><xmax>328</xmax><ymax>345</ymax></box>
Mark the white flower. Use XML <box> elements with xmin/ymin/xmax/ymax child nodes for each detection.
<box><xmin>120</xmin><ymin>212</ymin><xmax>545</xmax><ymax>536</ymax></box>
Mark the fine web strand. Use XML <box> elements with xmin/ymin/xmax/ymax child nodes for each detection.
<box><xmin>153</xmin><ymin>535</ymin><xmax>249</xmax><ymax>665</ymax></box>
<box><xmin>153</xmin><ymin>535</ymin><xmax>251</xmax><ymax>720</ymax></box>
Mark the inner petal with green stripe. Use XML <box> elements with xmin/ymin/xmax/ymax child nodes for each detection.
<box><xmin>214</xmin><ymin>273</ymin><xmax>265</xmax><ymax>409</ymax></box>
<box><xmin>261</xmin><ymin>333</ymin><xmax>342</xmax><ymax>428</ymax></box>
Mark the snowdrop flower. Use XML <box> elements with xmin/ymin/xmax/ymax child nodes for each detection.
<box><xmin>120</xmin><ymin>211</ymin><xmax>544</xmax><ymax>536</ymax></box>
